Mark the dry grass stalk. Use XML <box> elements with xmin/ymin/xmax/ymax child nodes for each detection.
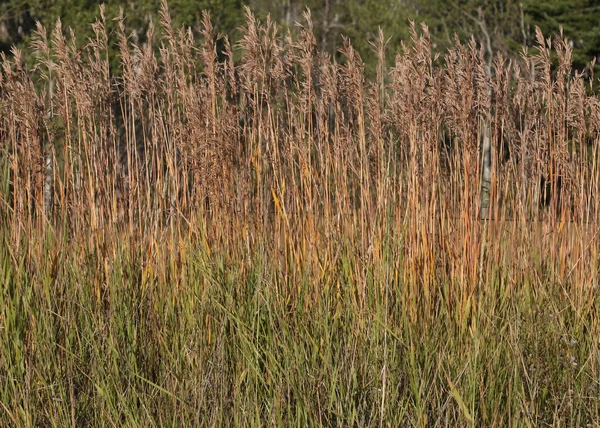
<box><xmin>0</xmin><ymin>4</ymin><xmax>598</xmax><ymax>330</ymax></box>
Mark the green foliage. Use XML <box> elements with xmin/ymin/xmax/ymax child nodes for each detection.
<box><xmin>2</xmin><ymin>0</ymin><xmax>600</xmax><ymax>73</ymax></box>
<box><xmin>327</xmin><ymin>0</ymin><xmax>414</xmax><ymax>72</ymax></box>
<box><xmin>416</xmin><ymin>0</ymin><xmax>525</xmax><ymax>54</ymax></box>
<box><xmin>243</xmin><ymin>0</ymin><xmax>415</xmax><ymax>75</ymax></box>
<box><xmin>523</xmin><ymin>0</ymin><xmax>600</xmax><ymax>69</ymax></box>
<box><xmin>1</xmin><ymin>0</ymin><xmax>245</xmax><ymax>64</ymax></box>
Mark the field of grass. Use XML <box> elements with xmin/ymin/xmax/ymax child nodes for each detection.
<box><xmin>1</xmin><ymin>2</ymin><xmax>599</xmax><ymax>426</ymax></box>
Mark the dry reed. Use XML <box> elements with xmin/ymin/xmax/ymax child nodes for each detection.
<box><xmin>1</xmin><ymin>2</ymin><xmax>599</xmax><ymax>425</ymax></box>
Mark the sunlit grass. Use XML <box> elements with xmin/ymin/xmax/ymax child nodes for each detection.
<box><xmin>1</xmin><ymin>1</ymin><xmax>599</xmax><ymax>426</ymax></box>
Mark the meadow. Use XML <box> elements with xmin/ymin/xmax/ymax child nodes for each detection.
<box><xmin>1</xmin><ymin>1</ymin><xmax>599</xmax><ymax>426</ymax></box>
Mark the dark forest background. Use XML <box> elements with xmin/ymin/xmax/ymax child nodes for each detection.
<box><xmin>1</xmin><ymin>0</ymin><xmax>599</xmax><ymax>74</ymax></box>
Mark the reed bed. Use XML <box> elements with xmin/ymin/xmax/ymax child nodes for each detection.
<box><xmin>0</xmin><ymin>2</ymin><xmax>599</xmax><ymax>426</ymax></box>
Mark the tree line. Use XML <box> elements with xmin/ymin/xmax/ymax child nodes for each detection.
<box><xmin>1</xmin><ymin>0</ymin><xmax>599</xmax><ymax>74</ymax></box>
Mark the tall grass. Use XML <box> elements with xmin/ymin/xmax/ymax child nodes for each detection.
<box><xmin>1</xmin><ymin>2</ymin><xmax>599</xmax><ymax>425</ymax></box>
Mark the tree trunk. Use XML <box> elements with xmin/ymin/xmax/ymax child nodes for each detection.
<box><xmin>480</xmin><ymin>122</ymin><xmax>491</xmax><ymax>220</ymax></box>
<box><xmin>478</xmin><ymin>6</ymin><xmax>493</xmax><ymax>220</ymax></box>
<box><xmin>43</xmin><ymin>78</ymin><xmax>54</xmax><ymax>218</ymax></box>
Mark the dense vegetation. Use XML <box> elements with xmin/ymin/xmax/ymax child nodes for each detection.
<box><xmin>1</xmin><ymin>1</ymin><xmax>600</xmax><ymax>425</ymax></box>
<box><xmin>2</xmin><ymin>0</ymin><xmax>600</xmax><ymax>73</ymax></box>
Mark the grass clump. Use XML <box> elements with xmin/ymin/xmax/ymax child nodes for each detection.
<box><xmin>1</xmin><ymin>2</ymin><xmax>599</xmax><ymax>426</ymax></box>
